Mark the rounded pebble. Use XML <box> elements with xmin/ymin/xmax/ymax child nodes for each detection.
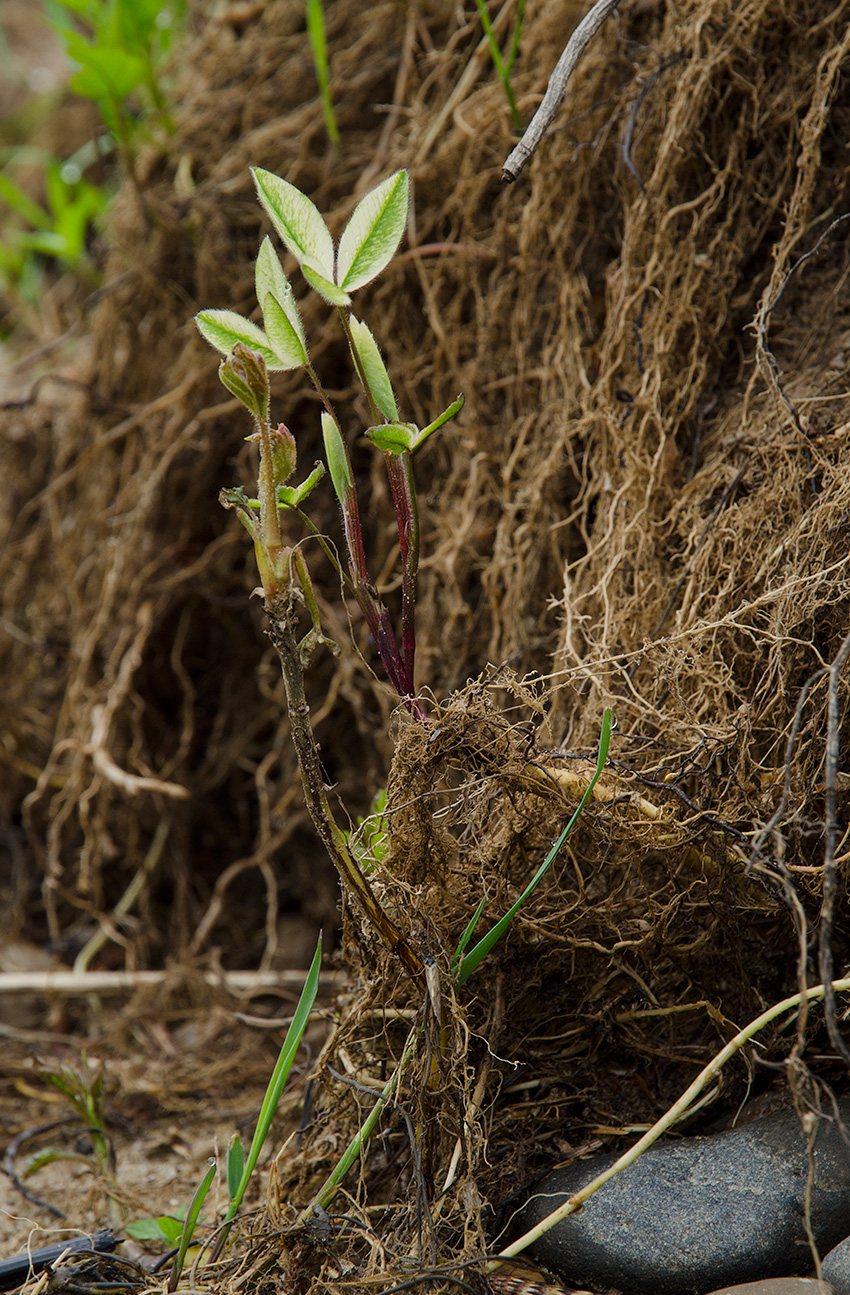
<box><xmin>516</xmin><ymin>1101</ymin><xmax>850</xmax><ymax>1294</ymax></box>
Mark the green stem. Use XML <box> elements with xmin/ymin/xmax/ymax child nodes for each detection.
<box><xmin>296</xmin><ymin>1026</ymin><xmax>417</xmax><ymax>1223</ymax></box>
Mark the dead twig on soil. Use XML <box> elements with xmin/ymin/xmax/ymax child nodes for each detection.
<box><xmin>503</xmin><ymin>0</ymin><xmax>621</xmax><ymax>181</ymax></box>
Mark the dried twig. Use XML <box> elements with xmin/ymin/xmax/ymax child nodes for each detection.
<box><xmin>0</xmin><ymin>969</ymin><xmax>345</xmax><ymax>995</ymax></box>
<box><xmin>502</xmin><ymin>0</ymin><xmax>620</xmax><ymax>182</ymax></box>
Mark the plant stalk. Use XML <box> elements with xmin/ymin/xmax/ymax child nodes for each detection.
<box><xmin>266</xmin><ymin>585</ymin><xmax>424</xmax><ymax>986</ymax></box>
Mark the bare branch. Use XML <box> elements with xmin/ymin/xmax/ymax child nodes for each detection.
<box><xmin>503</xmin><ymin>0</ymin><xmax>620</xmax><ymax>182</ymax></box>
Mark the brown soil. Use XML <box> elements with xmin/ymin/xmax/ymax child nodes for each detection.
<box><xmin>2</xmin><ymin>0</ymin><xmax>850</xmax><ymax>1290</ymax></box>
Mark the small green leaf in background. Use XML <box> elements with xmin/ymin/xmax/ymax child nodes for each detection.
<box><xmin>348</xmin><ymin>317</ymin><xmax>398</xmax><ymax>420</ymax></box>
<box><xmin>65</xmin><ymin>37</ymin><xmax>147</xmax><ymax>103</ymax></box>
<box><xmin>336</xmin><ymin>170</ymin><xmax>409</xmax><ymax>292</ymax></box>
<box><xmin>306</xmin><ymin>0</ymin><xmax>339</xmax><ymax>147</ymax></box>
<box><xmin>195</xmin><ymin>310</ymin><xmax>280</xmax><ymax>370</ymax></box>
<box><xmin>251</xmin><ymin>168</ymin><xmax>335</xmax><ymax>281</ymax></box>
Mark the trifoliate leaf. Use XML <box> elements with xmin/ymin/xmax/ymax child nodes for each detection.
<box><xmin>337</xmin><ymin>170</ymin><xmax>408</xmax><ymax>292</ymax></box>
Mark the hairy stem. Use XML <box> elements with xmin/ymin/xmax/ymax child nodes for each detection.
<box><xmin>266</xmin><ymin>585</ymin><xmax>424</xmax><ymax>986</ymax></box>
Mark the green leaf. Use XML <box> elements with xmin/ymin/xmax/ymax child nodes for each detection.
<box><xmin>365</xmin><ymin>422</ymin><xmax>418</xmax><ymax>455</ymax></box>
<box><xmin>251</xmin><ymin>167</ymin><xmax>334</xmax><ymax>280</ymax></box>
<box><xmin>456</xmin><ymin>708</ymin><xmax>614</xmax><ymax>984</ymax></box>
<box><xmin>226</xmin><ymin>1136</ymin><xmax>244</xmax><ymax>1200</ymax></box>
<box><xmin>277</xmin><ymin>462</ymin><xmax>325</xmax><ymax>508</ymax></box>
<box><xmin>348</xmin><ymin>317</ymin><xmax>397</xmax><ymax>419</ymax></box>
<box><xmin>0</xmin><ymin>173</ymin><xmax>51</xmax><ymax>230</ymax></box>
<box><xmin>322</xmin><ymin>411</ymin><xmax>353</xmax><ymax>505</ymax></box>
<box><xmin>219</xmin><ymin>934</ymin><xmax>323</xmax><ymax>1248</ymax></box>
<box><xmin>156</xmin><ymin>1216</ymin><xmax>185</xmax><ymax>1245</ymax></box>
<box><xmin>302</xmin><ymin>264</ymin><xmax>351</xmax><ymax>306</ymax></box>
<box><xmin>337</xmin><ymin>170</ymin><xmax>408</xmax><ymax>292</ymax></box>
<box><xmin>125</xmin><ymin>1218</ymin><xmax>171</xmax><ymax>1243</ymax></box>
<box><xmin>255</xmin><ymin>237</ymin><xmax>307</xmax><ymax>357</ymax></box>
<box><xmin>263</xmin><ymin>292</ymin><xmax>308</xmax><ymax>369</ymax></box>
<box><xmin>306</xmin><ymin>0</ymin><xmax>339</xmax><ymax>147</ymax></box>
<box><xmin>195</xmin><ymin>310</ymin><xmax>282</xmax><ymax>370</ymax></box>
<box><xmin>411</xmin><ymin>394</ymin><xmax>465</xmax><ymax>451</ymax></box>
<box><xmin>168</xmin><ymin>1161</ymin><xmax>216</xmax><ymax>1293</ymax></box>
<box><xmin>451</xmin><ymin>894</ymin><xmax>487</xmax><ymax>976</ymax></box>
<box><xmin>65</xmin><ymin>36</ymin><xmax>147</xmax><ymax>102</ymax></box>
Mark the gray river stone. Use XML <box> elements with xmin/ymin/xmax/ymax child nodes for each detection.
<box><xmin>516</xmin><ymin>1101</ymin><xmax>850</xmax><ymax>1295</ymax></box>
<box><xmin>706</xmin><ymin>1283</ymin><xmax>834</xmax><ymax>1295</ymax></box>
<box><xmin>822</xmin><ymin>1237</ymin><xmax>850</xmax><ymax>1295</ymax></box>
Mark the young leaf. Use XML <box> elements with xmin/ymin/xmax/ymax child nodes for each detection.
<box><xmin>322</xmin><ymin>410</ymin><xmax>353</xmax><ymax>506</ymax></box>
<box><xmin>167</xmin><ymin>1160</ymin><xmax>216</xmax><ymax>1294</ymax></box>
<box><xmin>411</xmin><ymin>394</ymin><xmax>465</xmax><ymax>451</ymax></box>
<box><xmin>365</xmin><ymin>422</ymin><xmax>418</xmax><ymax>455</ymax></box>
<box><xmin>263</xmin><ymin>292</ymin><xmax>309</xmax><ymax>369</ymax></box>
<box><xmin>256</xmin><ymin>238</ymin><xmax>307</xmax><ymax>358</ymax></box>
<box><xmin>226</xmin><ymin>1136</ymin><xmax>244</xmax><ymax>1200</ymax></box>
<box><xmin>213</xmin><ymin>935</ymin><xmax>323</xmax><ymax>1258</ymax></box>
<box><xmin>277</xmin><ymin>462</ymin><xmax>325</xmax><ymax>508</ymax></box>
<box><xmin>157</xmin><ymin>1217</ymin><xmax>185</xmax><ymax>1246</ymax></box>
<box><xmin>251</xmin><ymin>168</ymin><xmax>334</xmax><ymax>280</ymax></box>
<box><xmin>301</xmin><ymin>264</ymin><xmax>351</xmax><ymax>306</ymax></box>
<box><xmin>456</xmin><ymin>709</ymin><xmax>614</xmax><ymax>984</ymax></box>
<box><xmin>337</xmin><ymin>170</ymin><xmax>408</xmax><ymax>293</ymax></box>
<box><xmin>348</xmin><ymin>317</ymin><xmax>398</xmax><ymax>419</ymax></box>
<box><xmin>195</xmin><ymin>310</ymin><xmax>281</xmax><ymax>370</ymax></box>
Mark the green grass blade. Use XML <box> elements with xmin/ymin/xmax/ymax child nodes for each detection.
<box><xmin>457</xmin><ymin>709</ymin><xmax>613</xmax><ymax>984</ymax></box>
<box><xmin>167</xmin><ymin>1160</ymin><xmax>215</xmax><ymax>1293</ymax></box>
<box><xmin>505</xmin><ymin>0</ymin><xmax>525</xmax><ymax>73</ymax></box>
<box><xmin>451</xmin><ymin>894</ymin><xmax>487</xmax><ymax>976</ymax></box>
<box><xmin>305</xmin><ymin>0</ymin><xmax>339</xmax><ymax>148</ymax></box>
<box><xmin>218</xmin><ymin>932</ymin><xmax>322</xmax><ymax>1246</ymax></box>
<box><xmin>474</xmin><ymin>0</ymin><xmax>522</xmax><ymax>130</ymax></box>
<box><xmin>297</xmin><ymin>1027</ymin><xmax>416</xmax><ymax>1222</ymax></box>
<box><xmin>226</xmin><ymin>1135</ymin><xmax>243</xmax><ymax>1200</ymax></box>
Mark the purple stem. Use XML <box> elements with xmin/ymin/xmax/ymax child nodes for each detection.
<box><xmin>385</xmin><ymin>451</ymin><xmax>420</xmax><ymax>684</ymax></box>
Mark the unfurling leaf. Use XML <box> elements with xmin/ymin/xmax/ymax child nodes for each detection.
<box><xmin>277</xmin><ymin>462</ymin><xmax>325</xmax><ymax>508</ymax></box>
<box><xmin>410</xmin><ymin>394</ymin><xmax>465</xmax><ymax>450</ymax></box>
<box><xmin>348</xmin><ymin>317</ymin><xmax>398</xmax><ymax>420</ymax></box>
<box><xmin>196</xmin><ymin>310</ymin><xmax>280</xmax><ymax>370</ymax></box>
<box><xmin>251</xmin><ymin>168</ymin><xmax>334</xmax><ymax>280</ymax></box>
<box><xmin>365</xmin><ymin>422</ymin><xmax>418</xmax><ymax>455</ymax></box>
<box><xmin>219</xmin><ymin>343</ymin><xmax>270</xmax><ymax>421</ymax></box>
<box><xmin>337</xmin><ymin>170</ymin><xmax>408</xmax><ymax>292</ymax></box>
